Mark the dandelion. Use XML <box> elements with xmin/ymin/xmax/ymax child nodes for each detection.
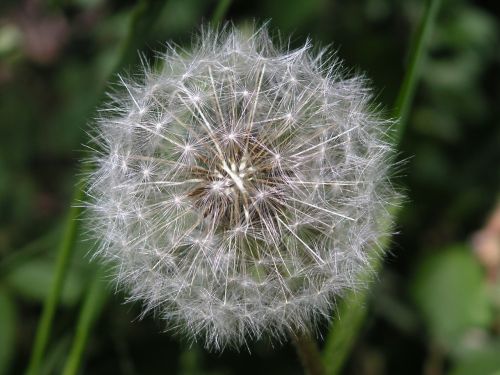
<box><xmin>85</xmin><ymin>25</ymin><xmax>395</xmax><ymax>350</ymax></box>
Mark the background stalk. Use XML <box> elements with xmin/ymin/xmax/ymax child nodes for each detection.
<box><xmin>61</xmin><ymin>274</ymin><xmax>107</xmax><ymax>375</ymax></box>
<box><xmin>25</xmin><ymin>179</ymin><xmax>84</xmax><ymax>375</ymax></box>
<box><xmin>393</xmin><ymin>0</ymin><xmax>442</xmax><ymax>145</ymax></box>
<box><xmin>39</xmin><ymin>1</ymin><xmax>235</xmax><ymax>374</ymax></box>
<box><xmin>322</xmin><ymin>0</ymin><xmax>441</xmax><ymax>373</ymax></box>
<box><xmin>211</xmin><ymin>0</ymin><xmax>232</xmax><ymax>25</ymax></box>
<box><xmin>24</xmin><ymin>1</ymin><xmax>170</xmax><ymax>374</ymax></box>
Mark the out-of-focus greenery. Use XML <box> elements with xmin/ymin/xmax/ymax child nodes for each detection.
<box><xmin>0</xmin><ymin>0</ymin><xmax>499</xmax><ymax>374</ymax></box>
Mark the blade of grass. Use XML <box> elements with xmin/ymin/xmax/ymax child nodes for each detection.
<box><xmin>211</xmin><ymin>0</ymin><xmax>232</xmax><ymax>25</ymax></box>
<box><xmin>322</xmin><ymin>0</ymin><xmax>441</xmax><ymax>373</ymax></box>
<box><xmin>0</xmin><ymin>289</ymin><xmax>17</xmax><ymax>375</ymax></box>
<box><xmin>40</xmin><ymin>2</ymin><xmax>235</xmax><ymax>375</ymax></box>
<box><xmin>113</xmin><ymin>0</ymin><xmax>169</xmax><ymax>75</ymax></box>
<box><xmin>25</xmin><ymin>179</ymin><xmax>84</xmax><ymax>375</ymax></box>
<box><xmin>62</xmin><ymin>274</ymin><xmax>107</xmax><ymax>375</ymax></box>
<box><xmin>393</xmin><ymin>0</ymin><xmax>442</xmax><ymax>145</ymax></box>
<box><xmin>40</xmin><ymin>335</ymin><xmax>72</xmax><ymax>375</ymax></box>
<box><xmin>24</xmin><ymin>2</ymin><xmax>170</xmax><ymax>375</ymax></box>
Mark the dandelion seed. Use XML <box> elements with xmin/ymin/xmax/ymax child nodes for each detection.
<box><xmin>85</xmin><ymin>25</ymin><xmax>395</xmax><ymax>350</ymax></box>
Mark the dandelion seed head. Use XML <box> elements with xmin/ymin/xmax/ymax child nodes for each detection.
<box><xmin>85</xmin><ymin>25</ymin><xmax>395</xmax><ymax>350</ymax></box>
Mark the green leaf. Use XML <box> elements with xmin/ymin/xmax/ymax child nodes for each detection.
<box><xmin>411</xmin><ymin>244</ymin><xmax>493</xmax><ymax>351</ymax></box>
<box><xmin>450</xmin><ymin>341</ymin><xmax>500</xmax><ymax>375</ymax></box>
<box><xmin>0</xmin><ymin>289</ymin><xmax>17</xmax><ymax>375</ymax></box>
<box><xmin>6</xmin><ymin>258</ymin><xmax>85</xmax><ymax>307</ymax></box>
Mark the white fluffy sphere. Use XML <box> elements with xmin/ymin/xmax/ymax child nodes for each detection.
<box><xmin>86</xmin><ymin>25</ymin><xmax>394</xmax><ymax>349</ymax></box>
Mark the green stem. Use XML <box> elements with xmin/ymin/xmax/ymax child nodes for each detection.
<box><xmin>211</xmin><ymin>0</ymin><xmax>232</xmax><ymax>25</ymax></box>
<box><xmin>27</xmin><ymin>2</ymin><xmax>234</xmax><ymax>374</ymax></box>
<box><xmin>62</xmin><ymin>275</ymin><xmax>107</xmax><ymax>375</ymax></box>
<box><xmin>322</xmin><ymin>236</ymin><xmax>390</xmax><ymax>375</ymax></box>
<box><xmin>54</xmin><ymin>1</ymin><xmax>234</xmax><ymax>372</ymax></box>
<box><xmin>24</xmin><ymin>2</ymin><xmax>170</xmax><ymax>375</ymax></box>
<box><xmin>322</xmin><ymin>1</ymin><xmax>441</xmax><ymax>373</ymax></box>
<box><xmin>25</xmin><ymin>179</ymin><xmax>84</xmax><ymax>375</ymax></box>
<box><xmin>292</xmin><ymin>333</ymin><xmax>325</xmax><ymax>375</ymax></box>
<box><xmin>393</xmin><ymin>0</ymin><xmax>442</xmax><ymax>145</ymax></box>
<box><xmin>113</xmin><ymin>0</ymin><xmax>169</xmax><ymax>75</ymax></box>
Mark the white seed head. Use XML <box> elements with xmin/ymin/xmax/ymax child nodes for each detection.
<box><xmin>85</xmin><ymin>25</ymin><xmax>395</xmax><ymax>350</ymax></box>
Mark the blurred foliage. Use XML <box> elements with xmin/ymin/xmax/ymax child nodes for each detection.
<box><xmin>411</xmin><ymin>245</ymin><xmax>493</xmax><ymax>354</ymax></box>
<box><xmin>5</xmin><ymin>257</ymin><xmax>86</xmax><ymax>307</ymax></box>
<box><xmin>0</xmin><ymin>289</ymin><xmax>16</xmax><ymax>375</ymax></box>
<box><xmin>0</xmin><ymin>0</ymin><xmax>499</xmax><ymax>374</ymax></box>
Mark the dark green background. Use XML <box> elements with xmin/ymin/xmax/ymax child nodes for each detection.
<box><xmin>1</xmin><ymin>0</ymin><xmax>499</xmax><ymax>374</ymax></box>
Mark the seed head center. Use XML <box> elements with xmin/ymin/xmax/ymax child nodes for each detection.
<box><xmin>220</xmin><ymin>158</ymin><xmax>252</xmax><ymax>195</ymax></box>
<box><xmin>187</xmin><ymin>137</ymin><xmax>283</xmax><ymax>230</ymax></box>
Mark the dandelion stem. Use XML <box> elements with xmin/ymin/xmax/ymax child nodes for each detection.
<box><xmin>322</xmin><ymin>234</ymin><xmax>391</xmax><ymax>375</ymax></box>
<box><xmin>322</xmin><ymin>0</ymin><xmax>441</xmax><ymax>373</ymax></box>
<box><xmin>292</xmin><ymin>333</ymin><xmax>325</xmax><ymax>375</ymax></box>
<box><xmin>24</xmin><ymin>2</ymin><xmax>169</xmax><ymax>375</ymax></box>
